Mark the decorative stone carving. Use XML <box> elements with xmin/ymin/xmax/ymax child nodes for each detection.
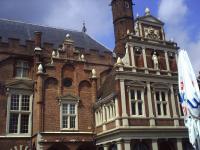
<box><xmin>116</xmin><ymin>57</ymin><xmax>124</xmax><ymax>66</ymax></box>
<box><xmin>145</xmin><ymin>8</ymin><xmax>150</xmax><ymax>16</ymax></box>
<box><xmin>92</xmin><ymin>69</ymin><xmax>97</xmax><ymax>78</ymax></box>
<box><xmin>152</xmin><ymin>52</ymin><xmax>158</xmax><ymax>69</ymax></box>
<box><xmin>122</xmin><ymin>44</ymin><xmax>130</xmax><ymax>66</ymax></box>
<box><xmin>80</xmin><ymin>54</ymin><xmax>85</xmax><ymax>61</ymax></box>
<box><xmin>38</xmin><ymin>64</ymin><xmax>43</xmax><ymax>73</ymax></box>
<box><xmin>134</xmin><ymin>22</ymin><xmax>139</xmax><ymax>36</ymax></box>
<box><xmin>144</xmin><ymin>26</ymin><xmax>160</xmax><ymax>40</ymax></box>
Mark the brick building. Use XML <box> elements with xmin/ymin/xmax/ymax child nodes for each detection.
<box><xmin>0</xmin><ymin>0</ymin><xmax>193</xmax><ymax>150</ymax></box>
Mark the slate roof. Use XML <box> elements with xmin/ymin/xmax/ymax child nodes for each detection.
<box><xmin>0</xmin><ymin>19</ymin><xmax>111</xmax><ymax>53</ymax></box>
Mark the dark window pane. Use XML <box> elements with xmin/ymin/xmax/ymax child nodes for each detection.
<box><xmin>23</xmin><ymin>68</ymin><xmax>29</xmax><ymax>77</ymax></box>
<box><xmin>131</xmin><ymin>90</ymin><xmax>135</xmax><ymax>99</ymax></box>
<box><xmin>131</xmin><ymin>102</ymin><xmax>136</xmax><ymax>115</ymax></box>
<box><xmin>180</xmin><ymin>104</ymin><xmax>184</xmax><ymax>116</ymax></box>
<box><xmin>70</xmin><ymin>104</ymin><xmax>75</xmax><ymax>114</ymax></box>
<box><xmin>157</xmin><ymin>104</ymin><xmax>161</xmax><ymax>115</ymax></box>
<box><xmin>9</xmin><ymin>113</ymin><xmax>18</xmax><ymax>133</ymax></box>
<box><xmin>138</xmin><ymin>102</ymin><xmax>142</xmax><ymax>115</ymax></box>
<box><xmin>20</xmin><ymin>114</ymin><xmax>29</xmax><ymax>133</ymax></box>
<box><xmin>161</xmin><ymin>92</ymin><xmax>166</xmax><ymax>101</ymax></box>
<box><xmin>10</xmin><ymin>95</ymin><xmax>19</xmax><ymax>110</ymax></box>
<box><xmin>70</xmin><ymin>116</ymin><xmax>76</xmax><ymax>128</ymax></box>
<box><xmin>156</xmin><ymin>92</ymin><xmax>160</xmax><ymax>101</ymax></box>
<box><xmin>16</xmin><ymin>68</ymin><xmax>22</xmax><ymax>77</ymax></box>
<box><xmin>163</xmin><ymin>104</ymin><xmax>167</xmax><ymax>115</ymax></box>
<box><xmin>62</xmin><ymin>104</ymin><xmax>68</xmax><ymax>114</ymax></box>
<box><xmin>21</xmin><ymin>95</ymin><xmax>30</xmax><ymax>111</ymax></box>
<box><xmin>137</xmin><ymin>90</ymin><xmax>141</xmax><ymax>100</ymax></box>
<box><xmin>62</xmin><ymin>116</ymin><xmax>68</xmax><ymax>128</ymax></box>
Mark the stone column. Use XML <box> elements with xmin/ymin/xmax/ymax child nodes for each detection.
<box><xmin>115</xmin><ymin>98</ymin><xmax>120</xmax><ymax>127</ymax></box>
<box><xmin>120</xmin><ymin>79</ymin><xmax>129</xmax><ymax>126</ymax></box>
<box><xmin>170</xmin><ymin>85</ymin><xmax>179</xmax><ymax>126</ymax></box>
<box><xmin>165</xmin><ymin>51</ymin><xmax>171</xmax><ymax>76</ymax></box>
<box><xmin>142</xmin><ymin>47</ymin><xmax>148</xmax><ymax>73</ymax></box>
<box><xmin>147</xmin><ymin>82</ymin><xmax>155</xmax><ymax>126</ymax></box>
<box><xmin>103</xmin><ymin>144</ymin><xmax>109</xmax><ymax>150</ymax></box>
<box><xmin>130</xmin><ymin>46</ymin><xmax>136</xmax><ymax>72</ymax></box>
<box><xmin>152</xmin><ymin>139</ymin><xmax>158</xmax><ymax>150</ymax></box>
<box><xmin>177</xmin><ymin>139</ymin><xmax>183</xmax><ymax>150</ymax></box>
<box><xmin>117</xmin><ymin>141</ymin><xmax>122</xmax><ymax>150</ymax></box>
<box><xmin>124</xmin><ymin>140</ymin><xmax>131</xmax><ymax>150</ymax></box>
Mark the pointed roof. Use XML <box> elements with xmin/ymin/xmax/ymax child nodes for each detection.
<box><xmin>0</xmin><ymin>19</ymin><xmax>111</xmax><ymax>53</ymax></box>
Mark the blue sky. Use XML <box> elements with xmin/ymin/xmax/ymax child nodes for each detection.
<box><xmin>0</xmin><ymin>0</ymin><xmax>199</xmax><ymax>73</ymax></box>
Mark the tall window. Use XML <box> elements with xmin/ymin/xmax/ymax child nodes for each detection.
<box><xmin>155</xmin><ymin>91</ymin><xmax>169</xmax><ymax>116</ymax></box>
<box><xmin>61</xmin><ymin>103</ymin><xmax>77</xmax><ymax>130</ymax></box>
<box><xmin>7</xmin><ymin>94</ymin><xmax>32</xmax><ymax>134</ymax></box>
<box><xmin>129</xmin><ymin>89</ymin><xmax>145</xmax><ymax>116</ymax></box>
<box><xmin>16</xmin><ymin>61</ymin><xmax>29</xmax><ymax>78</ymax></box>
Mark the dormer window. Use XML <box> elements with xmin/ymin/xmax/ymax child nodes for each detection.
<box><xmin>16</xmin><ymin>61</ymin><xmax>29</xmax><ymax>78</ymax></box>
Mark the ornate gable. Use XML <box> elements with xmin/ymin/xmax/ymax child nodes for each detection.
<box><xmin>137</xmin><ymin>15</ymin><xmax>164</xmax><ymax>25</ymax></box>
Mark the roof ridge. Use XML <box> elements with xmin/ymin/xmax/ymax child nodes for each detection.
<box><xmin>0</xmin><ymin>18</ymin><xmax>82</xmax><ymax>33</ymax></box>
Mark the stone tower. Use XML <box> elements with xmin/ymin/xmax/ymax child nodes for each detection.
<box><xmin>111</xmin><ymin>0</ymin><xmax>134</xmax><ymax>57</ymax></box>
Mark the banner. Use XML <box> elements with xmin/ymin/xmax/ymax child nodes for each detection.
<box><xmin>178</xmin><ymin>49</ymin><xmax>200</xmax><ymax>149</ymax></box>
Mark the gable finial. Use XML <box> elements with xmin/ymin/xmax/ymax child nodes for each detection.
<box><xmin>145</xmin><ymin>7</ymin><xmax>150</xmax><ymax>16</ymax></box>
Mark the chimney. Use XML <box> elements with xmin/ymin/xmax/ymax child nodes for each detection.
<box><xmin>34</xmin><ymin>31</ymin><xmax>42</xmax><ymax>48</ymax></box>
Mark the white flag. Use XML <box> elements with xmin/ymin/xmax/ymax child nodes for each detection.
<box><xmin>178</xmin><ymin>49</ymin><xmax>200</xmax><ymax>149</ymax></box>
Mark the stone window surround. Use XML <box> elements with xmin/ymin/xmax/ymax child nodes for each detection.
<box><xmin>58</xmin><ymin>94</ymin><xmax>79</xmax><ymax>131</ymax></box>
<box><xmin>128</xmin><ymin>88</ymin><xmax>145</xmax><ymax>117</ymax></box>
<box><xmin>6</xmin><ymin>90</ymin><xmax>33</xmax><ymax>136</ymax></box>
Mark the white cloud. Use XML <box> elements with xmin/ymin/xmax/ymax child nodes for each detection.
<box><xmin>158</xmin><ymin>0</ymin><xmax>200</xmax><ymax>74</ymax></box>
<box><xmin>43</xmin><ymin>0</ymin><xmax>114</xmax><ymax>49</ymax></box>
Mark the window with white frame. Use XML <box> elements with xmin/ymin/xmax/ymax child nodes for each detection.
<box><xmin>61</xmin><ymin>102</ymin><xmax>78</xmax><ymax>130</ymax></box>
<box><xmin>16</xmin><ymin>61</ymin><xmax>29</xmax><ymax>78</ymax></box>
<box><xmin>129</xmin><ymin>89</ymin><xmax>145</xmax><ymax>116</ymax></box>
<box><xmin>7</xmin><ymin>94</ymin><xmax>32</xmax><ymax>134</ymax></box>
<box><xmin>155</xmin><ymin>91</ymin><xmax>169</xmax><ymax>116</ymax></box>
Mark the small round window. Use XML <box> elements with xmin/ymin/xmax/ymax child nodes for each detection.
<box><xmin>63</xmin><ymin>78</ymin><xmax>72</xmax><ymax>87</ymax></box>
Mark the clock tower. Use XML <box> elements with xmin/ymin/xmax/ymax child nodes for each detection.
<box><xmin>111</xmin><ymin>0</ymin><xmax>134</xmax><ymax>57</ymax></box>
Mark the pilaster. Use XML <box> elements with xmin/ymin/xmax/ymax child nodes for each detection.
<box><xmin>147</xmin><ymin>82</ymin><xmax>155</xmax><ymax>126</ymax></box>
